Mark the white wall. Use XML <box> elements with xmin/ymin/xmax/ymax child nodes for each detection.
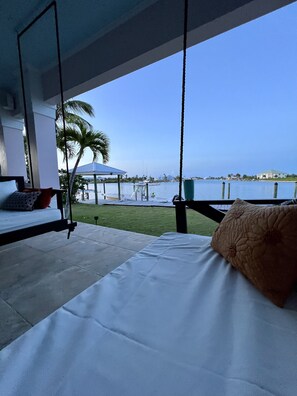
<box><xmin>24</xmin><ymin>71</ymin><xmax>59</xmax><ymax>188</ymax></box>
<box><xmin>0</xmin><ymin>110</ymin><xmax>26</xmax><ymax>178</ymax></box>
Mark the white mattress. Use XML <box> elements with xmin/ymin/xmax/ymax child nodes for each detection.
<box><xmin>1</xmin><ymin>233</ymin><xmax>297</xmax><ymax>395</ymax></box>
<box><xmin>0</xmin><ymin>208</ymin><xmax>62</xmax><ymax>234</ymax></box>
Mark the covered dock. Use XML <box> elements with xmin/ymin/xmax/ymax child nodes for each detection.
<box><xmin>72</xmin><ymin>162</ymin><xmax>126</xmax><ymax>204</ymax></box>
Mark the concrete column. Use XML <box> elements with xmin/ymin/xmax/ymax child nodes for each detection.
<box><xmin>26</xmin><ymin>107</ymin><xmax>59</xmax><ymax>188</ymax></box>
<box><xmin>0</xmin><ymin>109</ymin><xmax>27</xmax><ymax>179</ymax></box>
<box><xmin>23</xmin><ymin>71</ymin><xmax>59</xmax><ymax>188</ymax></box>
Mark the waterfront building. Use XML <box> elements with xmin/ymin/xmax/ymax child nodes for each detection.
<box><xmin>257</xmin><ymin>170</ymin><xmax>287</xmax><ymax>179</ymax></box>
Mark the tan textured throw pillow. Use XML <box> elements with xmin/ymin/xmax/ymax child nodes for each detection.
<box><xmin>211</xmin><ymin>199</ymin><xmax>297</xmax><ymax>307</ymax></box>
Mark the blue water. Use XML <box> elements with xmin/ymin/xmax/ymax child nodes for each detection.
<box><xmin>86</xmin><ymin>180</ymin><xmax>296</xmax><ymax>202</ymax></box>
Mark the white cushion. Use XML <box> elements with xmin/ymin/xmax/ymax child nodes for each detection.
<box><xmin>0</xmin><ymin>208</ymin><xmax>62</xmax><ymax>234</ymax></box>
<box><xmin>0</xmin><ymin>180</ymin><xmax>17</xmax><ymax>208</ymax></box>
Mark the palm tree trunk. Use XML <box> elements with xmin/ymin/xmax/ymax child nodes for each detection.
<box><xmin>69</xmin><ymin>150</ymin><xmax>83</xmax><ymax>196</ymax></box>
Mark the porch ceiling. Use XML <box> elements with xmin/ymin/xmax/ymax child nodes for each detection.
<box><xmin>0</xmin><ymin>0</ymin><xmax>157</xmax><ymax>94</ymax></box>
<box><xmin>0</xmin><ymin>0</ymin><xmax>295</xmax><ymax>104</ymax></box>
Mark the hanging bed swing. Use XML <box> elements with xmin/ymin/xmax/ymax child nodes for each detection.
<box><xmin>0</xmin><ymin>2</ymin><xmax>76</xmax><ymax>247</ymax></box>
<box><xmin>1</xmin><ymin>2</ymin><xmax>297</xmax><ymax>395</ymax></box>
<box><xmin>0</xmin><ymin>175</ymin><xmax>76</xmax><ymax>247</ymax></box>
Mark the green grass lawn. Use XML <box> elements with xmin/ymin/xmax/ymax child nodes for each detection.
<box><xmin>72</xmin><ymin>204</ymin><xmax>217</xmax><ymax>237</ymax></box>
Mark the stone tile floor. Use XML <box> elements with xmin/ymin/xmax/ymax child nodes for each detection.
<box><xmin>0</xmin><ymin>223</ymin><xmax>156</xmax><ymax>350</ymax></box>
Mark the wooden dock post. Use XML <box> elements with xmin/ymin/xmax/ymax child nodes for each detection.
<box><xmin>133</xmin><ymin>183</ymin><xmax>136</xmax><ymax>200</ymax></box>
<box><xmin>146</xmin><ymin>183</ymin><xmax>149</xmax><ymax>201</ymax></box>
<box><xmin>103</xmin><ymin>180</ymin><xmax>106</xmax><ymax>200</ymax></box>
<box><xmin>227</xmin><ymin>183</ymin><xmax>230</xmax><ymax>199</ymax></box>
<box><xmin>273</xmin><ymin>182</ymin><xmax>278</xmax><ymax>198</ymax></box>
<box><xmin>294</xmin><ymin>182</ymin><xmax>297</xmax><ymax>198</ymax></box>
<box><xmin>221</xmin><ymin>182</ymin><xmax>225</xmax><ymax>199</ymax></box>
<box><xmin>117</xmin><ymin>175</ymin><xmax>121</xmax><ymax>200</ymax></box>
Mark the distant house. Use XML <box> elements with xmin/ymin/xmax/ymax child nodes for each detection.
<box><xmin>257</xmin><ymin>170</ymin><xmax>287</xmax><ymax>179</ymax></box>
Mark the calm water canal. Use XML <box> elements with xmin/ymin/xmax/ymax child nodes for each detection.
<box><xmin>86</xmin><ymin>180</ymin><xmax>296</xmax><ymax>202</ymax></box>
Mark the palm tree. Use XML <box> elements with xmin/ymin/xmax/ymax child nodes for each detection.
<box><xmin>66</xmin><ymin>120</ymin><xmax>110</xmax><ymax>198</ymax></box>
<box><xmin>56</xmin><ymin>99</ymin><xmax>94</xmax><ymax>126</ymax></box>
<box><xmin>56</xmin><ymin>99</ymin><xmax>95</xmax><ymax>157</ymax></box>
<box><xmin>55</xmin><ymin>99</ymin><xmax>110</xmax><ymax>211</ymax></box>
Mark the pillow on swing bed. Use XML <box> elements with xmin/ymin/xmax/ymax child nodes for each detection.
<box><xmin>0</xmin><ymin>180</ymin><xmax>17</xmax><ymax>208</ymax></box>
<box><xmin>23</xmin><ymin>187</ymin><xmax>56</xmax><ymax>209</ymax></box>
<box><xmin>211</xmin><ymin>198</ymin><xmax>297</xmax><ymax>307</ymax></box>
<box><xmin>2</xmin><ymin>191</ymin><xmax>41</xmax><ymax>211</ymax></box>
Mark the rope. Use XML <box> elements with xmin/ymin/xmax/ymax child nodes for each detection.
<box><xmin>178</xmin><ymin>0</ymin><xmax>189</xmax><ymax>200</ymax></box>
<box><xmin>53</xmin><ymin>1</ymin><xmax>73</xmax><ymax>223</ymax></box>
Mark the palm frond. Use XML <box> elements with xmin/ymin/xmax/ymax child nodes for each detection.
<box><xmin>89</xmin><ymin>132</ymin><xmax>110</xmax><ymax>163</ymax></box>
<box><xmin>64</xmin><ymin>113</ymin><xmax>92</xmax><ymax>128</ymax></box>
<box><xmin>63</xmin><ymin>100</ymin><xmax>94</xmax><ymax>117</ymax></box>
<box><xmin>56</xmin><ymin>126</ymin><xmax>78</xmax><ymax>160</ymax></box>
<box><xmin>56</xmin><ymin>100</ymin><xmax>94</xmax><ymax>126</ymax></box>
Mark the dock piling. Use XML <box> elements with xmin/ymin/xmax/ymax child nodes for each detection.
<box><xmin>221</xmin><ymin>182</ymin><xmax>225</xmax><ymax>199</ymax></box>
<box><xmin>273</xmin><ymin>182</ymin><xmax>278</xmax><ymax>198</ymax></box>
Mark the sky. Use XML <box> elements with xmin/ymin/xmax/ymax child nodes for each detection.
<box><xmin>59</xmin><ymin>2</ymin><xmax>297</xmax><ymax>178</ymax></box>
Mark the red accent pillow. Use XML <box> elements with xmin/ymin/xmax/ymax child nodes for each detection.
<box><xmin>23</xmin><ymin>188</ymin><xmax>55</xmax><ymax>209</ymax></box>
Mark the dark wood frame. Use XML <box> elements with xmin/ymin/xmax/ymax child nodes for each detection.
<box><xmin>0</xmin><ymin>176</ymin><xmax>76</xmax><ymax>246</ymax></box>
<box><xmin>174</xmin><ymin>199</ymin><xmax>288</xmax><ymax>233</ymax></box>
<box><xmin>0</xmin><ymin>176</ymin><xmax>25</xmax><ymax>191</ymax></box>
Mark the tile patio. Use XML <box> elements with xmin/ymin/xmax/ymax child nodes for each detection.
<box><xmin>0</xmin><ymin>223</ymin><xmax>156</xmax><ymax>349</ymax></box>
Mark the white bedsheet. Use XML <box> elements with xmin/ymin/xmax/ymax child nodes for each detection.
<box><xmin>0</xmin><ymin>232</ymin><xmax>297</xmax><ymax>395</ymax></box>
<box><xmin>0</xmin><ymin>208</ymin><xmax>62</xmax><ymax>234</ymax></box>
